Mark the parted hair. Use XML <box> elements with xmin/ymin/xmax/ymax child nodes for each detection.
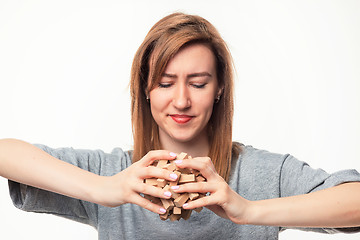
<box><xmin>130</xmin><ymin>12</ymin><xmax>241</xmax><ymax>182</ymax></box>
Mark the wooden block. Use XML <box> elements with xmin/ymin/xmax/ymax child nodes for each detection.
<box><xmin>157</xmin><ymin>178</ymin><xmax>167</xmax><ymax>188</ymax></box>
<box><xmin>160</xmin><ymin>198</ymin><xmax>174</xmax><ymax>210</ymax></box>
<box><xmin>144</xmin><ymin>152</ymin><xmax>207</xmax><ymax>221</ymax></box>
<box><xmin>174</xmin><ymin>193</ymin><xmax>189</xmax><ymax>207</ymax></box>
<box><xmin>191</xmin><ymin>169</ymin><xmax>201</xmax><ymax>176</ymax></box>
<box><xmin>143</xmin><ymin>194</ymin><xmax>151</xmax><ymax>200</ymax></box>
<box><xmin>181</xmin><ymin>209</ymin><xmax>192</xmax><ymax>220</ymax></box>
<box><xmin>172</xmin><ymin>171</ymin><xmax>181</xmax><ymax>184</ymax></box>
<box><xmin>145</xmin><ymin>178</ymin><xmax>158</xmax><ymax>186</ymax></box>
<box><xmin>169</xmin><ymin>181</ymin><xmax>177</xmax><ymax>187</ymax></box>
<box><xmin>194</xmin><ymin>207</ymin><xmax>203</xmax><ymax>213</ymax></box>
<box><xmin>179</xmin><ymin>168</ymin><xmax>192</xmax><ymax>174</ymax></box>
<box><xmin>195</xmin><ymin>175</ymin><xmax>206</xmax><ymax>182</ymax></box>
<box><xmin>161</xmin><ymin>163</ymin><xmax>170</xmax><ymax>169</ymax></box>
<box><xmin>152</xmin><ymin>197</ymin><xmax>162</xmax><ymax>205</ymax></box>
<box><xmin>165</xmin><ymin>162</ymin><xmax>177</xmax><ymax>172</ymax></box>
<box><xmin>169</xmin><ymin>213</ymin><xmax>181</xmax><ymax>221</ymax></box>
<box><xmin>173</xmin><ymin>207</ymin><xmax>181</xmax><ymax>215</ymax></box>
<box><xmin>156</xmin><ymin>159</ymin><xmax>168</xmax><ymax>168</ymax></box>
<box><xmin>160</xmin><ymin>211</ymin><xmax>169</xmax><ymax>220</ymax></box>
<box><xmin>144</xmin><ymin>194</ymin><xmax>157</xmax><ymax>202</ymax></box>
<box><xmin>170</xmin><ymin>188</ymin><xmax>181</xmax><ymax>199</ymax></box>
<box><xmin>163</xmin><ymin>184</ymin><xmax>170</xmax><ymax>191</ymax></box>
<box><xmin>198</xmin><ymin>193</ymin><xmax>207</xmax><ymax>199</ymax></box>
<box><xmin>178</xmin><ymin>174</ymin><xmax>195</xmax><ymax>184</ymax></box>
<box><xmin>177</xmin><ymin>152</ymin><xmax>188</xmax><ymax>160</ymax></box>
<box><xmin>189</xmin><ymin>192</ymin><xmax>199</xmax><ymax>200</ymax></box>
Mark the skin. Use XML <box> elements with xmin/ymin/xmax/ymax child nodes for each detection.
<box><xmin>149</xmin><ymin>43</ymin><xmax>222</xmax><ymax>157</ymax></box>
<box><xmin>0</xmin><ymin>43</ymin><xmax>360</xmax><ymax>228</ymax></box>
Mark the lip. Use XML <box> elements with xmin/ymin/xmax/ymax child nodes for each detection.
<box><xmin>169</xmin><ymin>114</ymin><xmax>194</xmax><ymax>124</ymax></box>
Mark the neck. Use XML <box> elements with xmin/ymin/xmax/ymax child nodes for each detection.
<box><xmin>159</xmin><ymin>130</ymin><xmax>210</xmax><ymax>158</ymax></box>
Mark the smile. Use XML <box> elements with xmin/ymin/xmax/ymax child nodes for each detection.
<box><xmin>169</xmin><ymin>114</ymin><xmax>194</xmax><ymax>124</ymax></box>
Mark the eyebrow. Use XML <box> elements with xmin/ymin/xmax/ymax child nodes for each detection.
<box><xmin>162</xmin><ymin>72</ymin><xmax>212</xmax><ymax>78</ymax></box>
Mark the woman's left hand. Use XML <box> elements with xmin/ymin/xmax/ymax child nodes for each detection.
<box><xmin>172</xmin><ymin>156</ymin><xmax>252</xmax><ymax>225</ymax></box>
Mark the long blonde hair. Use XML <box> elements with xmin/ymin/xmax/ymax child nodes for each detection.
<box><xmin>130</xmin><ymin>13</ymin><xmax>240</xmax><ymax>181</ymax></box>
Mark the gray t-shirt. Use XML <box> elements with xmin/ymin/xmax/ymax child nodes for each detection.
<box><xmin>8</xmin><ymin>144</ymin><xmax>360</xmax><ymax>239</ymax></box>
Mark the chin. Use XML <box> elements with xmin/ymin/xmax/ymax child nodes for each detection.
<box><xmin>171</xmin><ymin>135</ymin><xmax>194</xmax><ymax>143</ymax></box>
<box><xmin>170</xmin><ymin>131</ymin><xmax>201</xmax><ymax>144</ymax></box>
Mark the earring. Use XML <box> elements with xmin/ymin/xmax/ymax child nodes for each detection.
<box><xmin>146</xmin><ymin>95</ymin><xmax>150</xmax><ymax>102</ymax></box>
<box><xmin>215</xmin><ymin>95</ymin><xmax>220</xmax><ymax>103</ymax></box>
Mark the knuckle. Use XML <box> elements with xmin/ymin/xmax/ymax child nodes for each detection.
<box><xmin>144</xmin><ymin>166</ymin><xmax>155</xmax><ymax>176</ymax></box>
<box><xmin>197</xmin><ymin>162</ymin><xmax>206</xmax><ymax>170</ymax></box>
<box><xmin>202</xmin><ymin>197</ymin><xmax>210</xmax><ymax>206</ymax></box>
<box><xmin>204</xmin><ymin>157</ymin><xmax>212</xmax><ymax>164</ymax></box>
<box><xmin>138</xmin><ymin>183</ymin><xmax>147</xmax><ymax>194</ymax></box>
<box><xmin>144</xmin><ymin>166</ymin><xmax>151</xmax><ymax>175</ymax></box>
<box><xmin>142</xmin><ymin>199</ymin><xmax>152</xmax><ymax>210</ymax></box>
<box><xmin>145</xmin><ymin>150</ymin><xmax>155</xmax><ymax>159</ymax></box>
<box><xmin>198</xmin><ymin>182</ymin><xmax>206</xmax><ymax>192</ymax></box>
<box><xmin>161</xmin><ymin>168</ymin><xmax>171</xmax><ymax>177</ymax></box>
<box><xmin>198</xmin><ymin>157</ymin><xmax>212</xmax><ymax>168</ymax></box>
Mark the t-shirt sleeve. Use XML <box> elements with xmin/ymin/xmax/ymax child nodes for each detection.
<box><xmin>279</xmin><ymin>154</ymin><xmax>360</xmax><ymax>233</ymax></box>
<box><xmin>8</xmin><ymin>144</ymin><xmax>119</xmax><ymax>228</ymax></box>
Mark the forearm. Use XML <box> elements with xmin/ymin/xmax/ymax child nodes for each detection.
<box><xmin>0</xmin><ymin>138</ymin><xmax>102</xmax><ymax>204</ymax></box>
<box><xmin>247</xmin><ymin>182</ymin><xmax>360</xmax><ymax>228</ymax></box>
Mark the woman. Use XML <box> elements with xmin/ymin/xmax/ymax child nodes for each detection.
<box><xmin>1</xmin><ymin>12</ymin><xmax>360</xmax><ymax>239</ymax></box>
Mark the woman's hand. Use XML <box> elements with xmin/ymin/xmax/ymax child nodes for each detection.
<box><xmin>94</xmin><ymin>150</ymin><xmax>178</xmax><ymax>214</ymax></box>
<box><xmin>172</xmin><ymin>157</ymin><xmax>360</xmax><ymax>228</ymax></box>
<box><xmin>171</xmin><ymin>156</ymin><xmax>252</xmax><ymax>225</ymax></box>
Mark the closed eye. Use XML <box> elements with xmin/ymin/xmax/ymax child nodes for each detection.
<box><xmin>192</xmin><ymin>83</ymin><xmax>207</xmax><ymax>89</ymax></box>
<box><xmin>158</xmin><ymin>82</ymin><xmax>172</xmax><ymax>88</ymax></box>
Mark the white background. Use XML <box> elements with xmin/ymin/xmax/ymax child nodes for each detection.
<box><xmin>0</xmin><ymin>0</ymin><xmax>359</xmax><ymax>239</ymax></box>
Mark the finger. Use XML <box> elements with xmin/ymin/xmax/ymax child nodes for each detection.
<box><xmin>134</xmin><ymin>182</ymin><xmax>173</xmax><ymax>199</ymax></box>
<box><xmin>171</xmin><ymin>182</ymin><xmax>213</xmax><ymax>194</ymax></box>
<box><xmin>182</xmin><ymin>195</ymin><xmax>216</xmax><ymax>210</ymax></box>
<box><xmin>175</xmin><ymin>157</ymin><xmax>217</xmax><ymax>181</ymax></box>
<box><xmin>138</xmin><ymin>150</ymin><xmax>177</xmax><ymax>167</ymax></box>
<box><xmin>139</xmin><ymin>166</ymin><xmax>179</xmax><ymax>182</ymax></box>
<box><xmin>130</xmin><ymin>193</ymin><xmax>167</xmax><ymax>214</ymax></box>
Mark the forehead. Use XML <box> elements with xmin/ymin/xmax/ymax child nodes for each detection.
<box><xmin>164</xmin><ymin>43</ymin><xmax>216</xmax><ymax>73</ymax></box>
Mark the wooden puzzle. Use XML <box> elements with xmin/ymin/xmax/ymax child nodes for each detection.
<box><xmin>144</xmin><ymin>152</ymin><xmax>206</xmax><ymax>221</ymax></box>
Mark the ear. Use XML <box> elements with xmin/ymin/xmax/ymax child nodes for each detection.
<box><xmin>144</xmin><ymin>85</ymin><xmax>150</xmax><ymax>99</ymax></box>
<box><xmin>216</xmin><ymin>87</ymin><xmax>224</xmax><ymax>98</ymax></box>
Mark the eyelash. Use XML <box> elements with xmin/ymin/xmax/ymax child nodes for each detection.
<box><xmin>158</xmin><ymin>83</ymin><xmax>172</xmax><ymax>88</ymax></box>
<box><xmin>158</xmin><ymin>83</ymin><xmax>207</xmax><ymax>89</ymax></box>
<box><xmin>192</xmin><ymin>83</ymin><xmax>206</xmax><ymax>89</ymax></box>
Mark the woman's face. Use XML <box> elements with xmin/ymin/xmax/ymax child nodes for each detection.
<box><xmin>149</xmin><ymin>43</ymin><xmax>221</xmax><ymax>145</ymax></box>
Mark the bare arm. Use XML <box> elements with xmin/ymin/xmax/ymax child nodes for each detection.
<box><xmin>247</xmin><ymin>182</ymin><xmax>360</xmax><ymax>228</ymax></box>
<box><xmin>0</xmin><ymin>138</ymin><xmax>102</xmax><ymax>204</ymax></box>
<box><xmin>0</xmin><ymin>138</ymin><xmax>178</xmax><ymax>214</ymax></box>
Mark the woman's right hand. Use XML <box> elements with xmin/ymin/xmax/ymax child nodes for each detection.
<box><xmin>94</xmin><ymin>150</ymin><xmax>178</xmax><ymax>214</ymax></box>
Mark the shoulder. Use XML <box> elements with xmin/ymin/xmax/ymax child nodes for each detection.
<box><xmin>235</xmin><ymin>144</ymin><xmax>289</xmax><ymax>168</ymax></box>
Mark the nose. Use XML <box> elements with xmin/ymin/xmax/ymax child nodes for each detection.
<box><xmin>172</xmin><ymin>83</ymin><xmax>191</xmax><ymax>110</ymax></box>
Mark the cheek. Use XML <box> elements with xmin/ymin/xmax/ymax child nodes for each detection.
<box><xmin>195</xmin><ymin>96</ymin><xmax>215</xmax><ymax>116</ymax></box>
<box><xmin>149</xmin><ymin>90</ymin><xmax>169</xmax><ymax>116</ymax></box>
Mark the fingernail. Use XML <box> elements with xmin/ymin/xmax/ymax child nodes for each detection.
<box><xmin>170</xmin><ymin>152</ymin><xmax>177</xmax><ymax>157</ymax></box>
<box><xmin>183</xmin><ymin>203</ymin><xmax>189</xmax><ymax>208</ymax></box>
<box><xmin>159</xmin><ymin>208</ymin><xmax>166</xmax><ymax>214</ymax></box>
<box><xmin>164</xmin><ymin>191</ymin><xmax>171</xmax><ymax>197</ymax></box>
<box><xmin>171</xmin><ymin>185</ymin><xmax>179</xmax><ymax>190</ymax></box>
<box><xmin>174</xmin><ymin>160</ymin><xmax>182</xmax><ymax>164</ymax></box>
<box><xmin>170</xmin><ymin>173</ymin><xmax>178</xmax><ymax>180</ymax></box>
